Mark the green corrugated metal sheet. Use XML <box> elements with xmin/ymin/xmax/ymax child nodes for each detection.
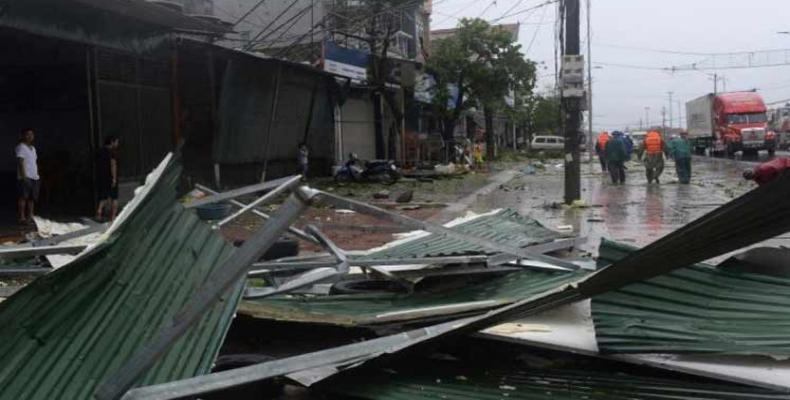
<box><xmin>359</xmin><ymin>209</ymin><xmax>563</xmax><ymax>260</ymax></box>
<box><xmin>323</xmin><ymin>360</ymin><xmax>790</xmax><ymax>399</ymax></box>
<box><xmin>0</xmin><ymin>159</ymin><xmax>244</xmax><ymax>399</ymax></box>
<box><xmin>592</xmin><ymin>239</ymin><xmax>790</xmax><ymax>356</ymax></box>
<box><xmin>240</xmin><ymin>268</ymin><xmax>586</xmax><ymax>326</ymax></box>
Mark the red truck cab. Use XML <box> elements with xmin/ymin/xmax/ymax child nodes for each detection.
<box><xmin>714</xmin><ymin>92</ymin><xmax>775</xmax><ymax>156</ymax></box>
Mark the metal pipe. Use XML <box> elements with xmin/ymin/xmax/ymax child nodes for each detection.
<box><xmin>195</xmin><ymin>183</ymin><xmax>318</xmax><ymax>245</ymax></box>
<box><xmin>215</xmin><ymin>175</ymin><xmax>302</xmax><ymax>228</ymax></box>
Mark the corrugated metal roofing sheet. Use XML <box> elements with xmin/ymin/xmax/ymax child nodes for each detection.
<box><xmin>240</xmin><ymin>268</ymin><xmax>585</xmax><ymax>326</ymax></box>
<box><xmin>0</xmin><ymin>158</ymin><xmax>243</xmax><ymax>399</ymax></box>
<box><xmin>360</xmin><ymin>209</ymin><xmax>563</xmax><ymax>260</ymax></box>
<box><xmin>592</xmin><ymin>239</ymin><xmax>790</xmax><ymax>356</ymax></box>
<box><xmin>324</xmin><ymin>360</ymin><xmax>790</xmax><ymax>399</ymax></box>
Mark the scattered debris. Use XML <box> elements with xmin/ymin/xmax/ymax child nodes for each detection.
<box><xmin>395</xmin><ymin>190</ymin><xmax>414</xmax><ymax>203</ymax></box>
<box><xmin>373</xmin><ymin>190</ymin><xmax>390</xmax><ymax>199</ymax></box>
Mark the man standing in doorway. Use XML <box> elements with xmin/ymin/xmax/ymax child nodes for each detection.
<box><xmin>642</xmin><ymin>131</ymin><xmax>665</xmax><ymax>184</ymax></box>
<box><xmin>670</xmin><ymin>131</ymin><xmax>693</xmax><ymax>184</ymax></box>
<box><xmin>95</xmin><ymin>136</ymin><xmax>120</xmax><ymax>221</ymax></box>
<box><xmin>16</xmin><ymin>128</ymin><xmax>40</xmax><ymax>225</ymax></box>
<box><xmin>297</xmin><ymin>142</ymin><xmax>309</xmax><ymax>180</ymax></box>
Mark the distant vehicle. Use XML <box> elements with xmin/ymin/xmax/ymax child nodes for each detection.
<box><xmin>768</xmin><ymin>103</ymin><xmax>790</xmax><ymax>150</ymax></box>
<box><xmin>628</xmin><ymin>131</ymin><xmax>648</xmax><ymax>160</ymax></box>
<box><xmin>531</xmin><ymin>135</ymin><xmax>564</xmax><ymax>150</ymax></box>
<box><xmin>686</xmin><ymin>91</ymin><xmax>776</xmax><ymax>157</ymax></box>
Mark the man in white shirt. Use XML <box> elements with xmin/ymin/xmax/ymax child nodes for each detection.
<box><xmin>16</xmin><ymin>128</ymin><xmax>39</xmax><ymax>225</ymax></box>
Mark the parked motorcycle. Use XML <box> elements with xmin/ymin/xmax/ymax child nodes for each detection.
<box><xmin>334</xmin><ymin>154</ymin><xmax>401</xmax><ymax>184</ymax></box>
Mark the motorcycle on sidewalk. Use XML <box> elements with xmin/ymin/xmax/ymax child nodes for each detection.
<box><xmin>334</xmin><ymin>155</ymin><xmax>401</xmax><ymax>185</ymax></box>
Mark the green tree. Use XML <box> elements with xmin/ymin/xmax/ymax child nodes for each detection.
<box><xmin>427</xmin><ymin>18</ymin><xmax>536</xmax><ymax>160</ymax></box>
<box><xmin>528</xmin><ymin>94</ymin><xmax>562</xmax><ymax>144</ymax></box>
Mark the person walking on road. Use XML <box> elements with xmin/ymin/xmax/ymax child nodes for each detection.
<box><xmin>624</xmin><ymin>134</ymin><xmax>635</xmax><ymax>161</ymax></box>
<box><xmin>606</xmin><ymin>131</ymin><xmax>628</xmax><ymax>185</ymax></box>
<box><xmin>642</xmin><ymin>131</ymin><xmax>666</xmax><ymax>184</ymax></box>
<box><xmin>15</xmin><ymin>128</ymin><xmax>40</xmax><ymax>225</ymax></box>
<box><xmin>595</xmin><ymin>131</ymin><xmax>611</xmax><ymax>173</ymax></box>
<box><xmin>670</xmin><ymin>131</ymin><xmax>692</xmax><ymax>184</ymax></box>
<box><xmin>743</xmin><ymin>157</ymin><xmax>790</xmax><ymax>185</ymax></box>
<box><xmin>95</xmin><ymin>136</ymin><xmax>120</xmax><ymax>222</ymax></box>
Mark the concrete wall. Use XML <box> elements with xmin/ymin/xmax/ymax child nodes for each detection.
<box><xmin>339</xmin><ymin>96</ymin><xmax>376</xmax><ymax>161</ymax></box>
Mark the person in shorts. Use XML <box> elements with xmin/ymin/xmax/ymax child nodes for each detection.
<box><xmin>16</xmin><ymin>128</ymin><xmax>39</xmax><ymax>225</ymax></box>
<box><xmin>95</xmin><ymin>136</ymin><xmax>120</xmax><ymax>221</ymax></box>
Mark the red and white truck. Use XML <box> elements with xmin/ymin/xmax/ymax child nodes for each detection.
<box><xmin>686</xmin><ymin>91</ymin><xmax>776</xmax><ymax>156</ymax></box>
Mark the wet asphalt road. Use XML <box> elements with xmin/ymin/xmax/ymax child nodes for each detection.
<box><xmin>470</xmin><ymin>152</ymin><xmax>790</xmax><ymax>262</ymax></box>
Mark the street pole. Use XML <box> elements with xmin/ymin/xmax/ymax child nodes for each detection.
<box><xmin>668</xmin><ymin>91</ymin><xmax>673</xmax><ymax>129</ymax></box>
<box><xmin>661</xmin><ymin>107</ymin><xmax>666</xmax><ymax>135</ymax></box>
<box><xmin>714</xmin><ymin>73</ymin><xmax>718</xmax><ymax>94</ymax></box>
<box><xmin>563</xmin><ymin>0</ymin><xmax>582</xmax><ymax>204</ymax></box>
<box><xmin>586</xmin><ymin>0</ymin><xmax>593</xmax><ymax>162</ymax></box>
<box><xmin>645</xmin><ymin>106</ymin><xmax>650</xmax><ymax>128</ymax></box>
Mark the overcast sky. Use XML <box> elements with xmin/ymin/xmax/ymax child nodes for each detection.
<box><xmin>432</xmin><ymin>0</ymin><xmax>790</xmax><ymax>132</ymax></box>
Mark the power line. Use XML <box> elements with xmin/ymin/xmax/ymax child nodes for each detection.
<box><xmin>243</xmin><ymin>0</ymin><xmax>302</xmax><ymax>50</ymax></box>
<box><xmin>524</xmin><ymin>3</ymin><xmax>548</xmax><ymax>54</ymax></box>
<box><xmin>489</xmin><ymin>0</ymin><xmax>560</xmax><ymax>23</ymax></box>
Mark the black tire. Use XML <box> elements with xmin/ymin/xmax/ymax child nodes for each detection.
<box><xmin>261</xmin><ymin>238</ymin><xmax>299</xmax><ymax>261</ymax></box>
<box><xmin>329</xmin><ymin>279</ymin><xmax>410</xmax><ymax>295</ymax></box>
<box><xmin>725</xmin><ymin>143</ymin><xmax>737</xmax><ymax>157</ymax></box>
<box><xmin>334</xmin><ymin>172</ymin><xmax>353</xmax><ymax>184</ymax></box>
<box><xmin>386</xmin><ymin>169</ymin><xmax>401</xmax><ymax>184</ymax></box>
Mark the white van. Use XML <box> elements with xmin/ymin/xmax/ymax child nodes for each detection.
<box><xmin>531</xmin><ymin>135</ymin><xmax>564</xmax><ymax>150</ymax></box>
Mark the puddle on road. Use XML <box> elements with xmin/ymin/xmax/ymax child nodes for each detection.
<box><xmin>471</xmin><ymin>157</ymin><xmax>786</xmax><ymax>258</ymax></box>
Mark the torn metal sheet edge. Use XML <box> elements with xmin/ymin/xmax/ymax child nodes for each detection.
<box><xmin>185</xmin><ymin>175</ymin><xmax>297</xmax><ymax>209</ymax></box>
<box><xmin>122</xmin><ymin>173</ymin><xmax>790</xmax><ymax>399</ymax></box>
<box><xmin>314</xmin><ymin>191</ymin><xmax>580</xmax><ymax>270</ymax></box>
<box><xmin>476</xmin><ymin>301</ymin><xmax>790</xmax><ymax>393</ymax></box>
<box><xmin>95</xmin><ymin>185</ymin><xmax>318</xmax><ymax>400</ymax></box>
<box><xmin>196</xmin><ymin>184</ymin><xmax>319</xmax><ymax>245</ymax></box>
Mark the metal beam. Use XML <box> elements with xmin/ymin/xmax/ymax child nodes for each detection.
<box><xmin>121</xmin><ymin>173</ymin><xmax>790</xmax><ymax>399</ymax></box>
<box><xmin>304</xmin><ymin>225</ymin><xmax>348</xmax><ymax>273</ymax></box>
<box><xmin>185</xmin><ymin>176</ymin><xmax>296</xmax><ymax>209</ymax></box>
<box><xmin>314</xmin><ymin>190</ymin><xmax>580</xmax><ymax>270</ymax></box>
<box><xmin>0</xmin><ymin>267</ymin><xmax>50</xmax><ymax>276</ymax></box>
<box><xmin>243</xmin><ymin>267</ymin><xmax>340</xmax><ymax>299</ymax></box>
<box><xmin>95</xmin><ymin>188</ymin><xmax>317</xmax><ymax>400</ymax></box>
<box><xmin>215</xmin><ymin>176</ymin><xmax>302</xmax><ymax>228</ymax></box>
<box><xmin>32</xmin><ymin>223</ymin><xmax>108</xmax><ymax>247</ymax></box>
<box><xmin>249</xmin><ymin>255</ymin><xmax>491</xmax><ymax>274</ymax></box>
<box><xmin>0</xmin><ymin>244</ymin><xmax>86</xmax><ymax>258</ymax></box>
<box><xmin>195</xmin><ymin>184</ymin><xmax>319</xmax><ymax>245</ymax></box>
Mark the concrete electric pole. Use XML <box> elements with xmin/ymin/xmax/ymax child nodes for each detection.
<box><xmin>562</xmin><ymin>0</ymin><xmax>582</xmax><ymax>204</ymax></box>
<box><xmin>668</xmin><ymin>91</ymin><xmax>674</xmax><ymax>129</ymax></box>
<box><xmin>586</xmin><ymin>0</ymin><xmax>593</xmax><ymax>162</ymax></box>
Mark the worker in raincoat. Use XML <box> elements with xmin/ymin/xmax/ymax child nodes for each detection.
<box><xmin>595</xmin><ymin>131</ymin><xmax>611</xmax><ymax>173</ymax></box>
<box><xmin>605</xmin><ymin>131</ymin><xmax>628</xmax><ymax>185</ymax></box>
<box><xmin>743</xmin><ymin>157</ymin><xmax>790</xmax><ymax>185</ymax></box>
<box><xmin>669</xmin><ymin>131</ymin><xmax>692</xmax><ymax>184</ymax></box>
<box><xmin>624</xmin><ymin>134</ymin><xmax>635</xmax><ymax>161</ymax></box>
<box><xmin>642</xmin><ymin>131</ymin><xmax>665</xmax><ymax>184</ymax></box>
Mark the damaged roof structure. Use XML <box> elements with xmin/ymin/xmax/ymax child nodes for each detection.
<box><xmin>0</xmin><ymin>156</ymin><xmax>245</xmax><ymax>399</ymax></box>
<box><xmin>3</xmin><ymin>152</ymin><xmax>790</xmax><ymax>400</ymax></box>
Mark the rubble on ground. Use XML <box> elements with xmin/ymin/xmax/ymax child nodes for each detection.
<box><xmin>2</xmin><ymin>154</ymin><xmax>790</xmax><ymax>399</ymax></box>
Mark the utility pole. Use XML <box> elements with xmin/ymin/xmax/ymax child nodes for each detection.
<box><xmin>586</xmin><ymin>0</ymin><xmax>593</xmax><ymax>162</ymax></box>
<box><xmin>562</xmin><ymin>0</ymin><xmax>582</xmax><ymax>204</ymax></box>
<box><xmin>661</xmin><ymin>107</ymin><xmax>667</xmax><ymax>135</ymax></box>
<box><xmin>645</xmin><ymin>106</ymin><xmax>650</xmax><ymax>128</ymax></box>
<box><xmin>668</xmin><ymin>91</ymin><xmax>674</xmax><ymax>129</ymax></box>
<box><xmin>714</xmin><ymin>73</ymin><xmax>718</xmax><ymax>94</ymax></box>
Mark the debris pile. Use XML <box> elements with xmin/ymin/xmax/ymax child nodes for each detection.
<box><xmin>2</xmin><ymin>154</ymin><xmax>790</xmax><ymax>399</ymax></box>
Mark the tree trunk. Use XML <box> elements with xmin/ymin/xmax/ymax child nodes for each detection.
<box><xmin>373</xmin><ymin>92</ymin><xmax>385</xmax><ymax>159</ymax></box>
<box><xmin>484</xmin><ymin>106</ymin><xmax>495</xmax><ymax>161</ymax></box>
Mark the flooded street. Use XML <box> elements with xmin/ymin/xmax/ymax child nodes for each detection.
<box><xmin>471</xmin><ymin>154</ymin><xmax>790</xmax><ymax>261</ymax></box>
